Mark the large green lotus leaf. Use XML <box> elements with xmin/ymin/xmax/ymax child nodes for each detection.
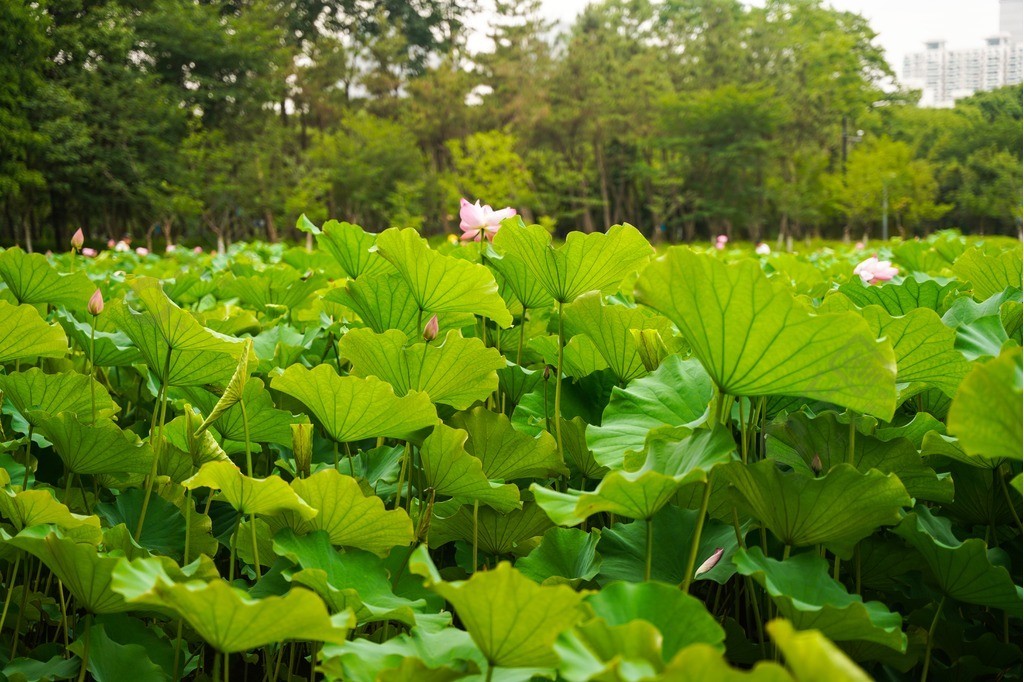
<box><xmin>661</xmin><ymin>644</ymin><xmax>792</xmax><ymax>681</ymax></box>
<box><xmin>562</xmin><ymin>293</ymin><xmax>675</xmax><ymax>384</ymax></box>
<box><xmin>162</xmin><ymin>412</ymin><xmax>228</xmax><ymax>468</ymax></box>
<box><xmin>920</xmin><ymin>431</ymin><xmax>995</xmax><ymax>469</ymax></box>
<box><xmin>220</xmin><ymin>266</ymin><xmax>326</xmax><ymax>313</ymax></box>
<box><xmin>856</xmin><ymin>305</ymin><xmax>969</xmax><ymax>398</ymax></box>
<box><xmin>96</xmin><ymin>488</ymin><xmax>186</xmax><ymax>560</ymax></box>
<box><xmin>428</xmin><ymin>501</ymin><xmax>553</xmax><ymax>555</ymax></box>
<box><xmin>554</xmin><ymin>617</ymin><xmax>665</xmax><ymax>682</ymax></box>
<box><xmin>636</xmin><ymin>249</ymin><xmax>897</xmax><ymax>419</ymax></box>
<box><xmin>597</xmin><ymin>505</ymin><xmax>741</xmax><ymax>586</ymax></box>
<box><xmin>529</xmin><ymin>333</ymin><xmax>609</xmax><ymax>380</ymax></box>
<box><xmin>893</xmin><ymin>507</ymin><xmax>1023</xmax><ymax>614</ymax></box>
<box><xmin>517</xmin><ymin>527</ymin><xmax>602</xmax><ymax>586</ymax></box>
<box><xmin>273</xmin><ymin>529</ymin><xmax>431</xmax><ymax>627</ymax></box>
<box><xmin>942</xmin><ymin>289</ymin><xmax>1020</xmax><ymax>361</ymax></box>
<box><xmin>5</xmin><ymin>526</ymin><xmax>128</xmax><ymax>614</ymax></box>
<box><xmin>766</xmin><ymin>620</ymin><xmax>872</xmax><ymax>682</ymax></box>
<box><xmin>767</xmin><ymin>411</ymin><xmax>953</xmax><ymax>503</ymax></box>
<box><xmin>734</xmin><ymin>548</ymin><xmax>906</xmax><ymax>651</ymax></box>
<box><xmin>180</xmin><ymin>378</ymin><xmax>299</xmax><ymax>446</ymax></box>
<box><xmin>586</xmin><ymin>581</ymin><xmax>725</xmax><ymax>659</ymax></box>
<box><xmin>54</xmin><ymin>309</ymin><xmax>142</xmax><ymax>367</ymax></box>
<box><xmin>68</xmin><ymin>623</ymin><xmax>166</xmax><ymax>682</ymax></box>
<box><xmin>534</xmin><ymin>427</ymin><xmax>736</xmax><ymax>525</ymax></box>
<box><xmin>183</xmin><ymin>460</ymin><xmax>316</xmax><ymax>520</ymax></box>
<box><xmin>587</xmin><ymin>356</ymin><xmax>713</xmax><ymax>469</ymax></box>
<box><xmin>721</xmin><ymin>461</ymin><xmax>911</xmax><ymax>558</ymax></box>
<box><xmin>430</xmin><ymin>561</ymin><xmax>586</xmax><ymax>668</ymax></box>
<box><xmin>492</xmin><ymin>222</ymin><xmax>653</xmax><ymax>303</ymax></box>
<box><xmin>562</xmin><ymin>416</ymin><xmax>608</xmax><ymax>480</ymax></box>
<box><xmin>340</xmin><ymin>329</ymin><xmax>504</xmax><ymax>410</ymax></box>
<box><xmin>946</xmin><ymin>345</ymin><xmax>1022</xmax><ymax>461</ymax></box>
<box><xmin>3</xmin><ymin>652</ymin><xmax>83</xmax><ymax>681</ymax></box>
<box><xmin>317</xmin><ymin>220</ymin><xmax>395</xmax><ymax>279</ymax></box>
<box><xmin>419</xmin><ymin>424</ymin><xmax>520</xmax><ymax>512</ymax></box>
<box><xmin>108</xmin><ymin>277</ymin><xmax>246</xmax><ymax>387</ymax></box>
<box><xmin>373</xmin><ymin>228</ymin><xmax>513</xmax><ymax>327</ymax></box>
<box><xmin>836</xmin><ymin>276</ymin><xmax>958</xmax><ymax>316</ymax></box>
<box><xmin>194</xmin><ymin>337</ymin><xmax>252</xmax><ymax>434</ymax></box>
<box><xmin>487</xmin><ymin>244</ymin><xmax>554</xmax><ymax>310</ymax></box>
<box><xmin>271</xmin><ymin>364</ymin><xmax>437</xmax><ymax>443</ymax></box>
<box><xmin>0</xmin><ymin>247</ymin><xmax>95</xmax><ymax>308</ymax></box>
<box><xmin>449</xmin><ymin>406</ymin><xmax>566</xmax><ymax>480</ymax></box>
<box><xmin>0</xmin><ymin>301</ymin><xmax>68</xmax><ymax>363</ymax></box>
<box><xmin>953</xmin><ymin>244</ymin><xmax>1023</xmax><ymax>301</ymax></box>
<box><xmin>274</xmin><ymin>469</ymin><xmax>413</xmax><ymax>556</ymax></box>
<box><xmin>327</xmin><ymin>274</ymin><xmax>474</xmax><ymax>340</ymax></box>
<box><xmin>0</xmin><ymin>487</ymin><xmax>101</xmax><ymax>539</ymax></box>
<box><xmin>319</xmin><ymin>626</ymin><xmax>485</xmax><ymax>682</ymax></box>
<box><xmin>110</xmin><ymin>556</ymin><xmax>353</xmax><ymax>652</ymax></box>
<box><xmin>30</xmin><ymin>412</ymin><xmax>153</xmax><ymax>476</ymax></box>
<box><xmin>0</xmin><ymin>368</ymin><xmax>117</xmax><ymax>425</ymax></box>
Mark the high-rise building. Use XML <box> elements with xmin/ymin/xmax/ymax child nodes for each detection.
<box><xmin>902</xmin><ymin>0</ymin><xmax>1023</xmax><ymax>107</ymax></box>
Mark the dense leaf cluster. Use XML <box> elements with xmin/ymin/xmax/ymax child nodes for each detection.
<box><xmin>0</xmin><ymin>224</ymin><xmax>1020</xmax><ymax>681</ymax></box>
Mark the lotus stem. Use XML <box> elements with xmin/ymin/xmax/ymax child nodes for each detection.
<box><xmin>344</xmin><ymin>441</ymin><xmax>354</xmax><ymax>478</ymax></box>
<box><xmin>847</xmin><ymin>413</ymin><xmax>856</xmax><ymax>466</ymax></box>
<box><xmin>184</xmin><ymin>488</ymin><xmax>193</xmax><ymax>564</ymax></box>
<box><xmin>173</xmin><ymin>619</ymin><xmax>184</xmax><ymax>680</ymax></box>
<box><xmin>732</xmin><ymin>508</ymin><xmax>767</xmax><ymax>657</ymax></box>
<box><xmin>472</xmin><ymin>500</ymin><xmax>480</xmax><ymax>573</ymax></box>
<box><xmin>394</xmin><ymin>442</ymin><xmax>409</xmax><ymax>511</ymax></box>
<box><xmin>89</xmin><ymin>322</ymin><xmax>96</xmax><ymax>424</ymax></box>
<box><xmin>485</xmin><ymin>664</ymin><xmax>495</xmax><ymax>682</ymax></box>
<box><xmin>22</xmin><ymin>426</ymin><xmax>33</xmax><ymax>489</ymax></box>
<box><xmin>249</xmin><ymin>516</ymin><xmax>262</xmax><ymax>581</ymax></box>
<box><xmin>516</xmin><ymin>310</ymin><xmax>527</xmax><ymax>367</ymax></box>
<box><xmin>136</xmin><ymin>345</ymin><xmax>173</xmax><ymax>539</ymax></box>
<box><xmin>75</xmin><ymin>614</ymin><xmax>92</xmax><ymax>682</ymax></box>
<box><xmin>644</xmin><ymin>515</ymin><xmax>654</xmax><ymax>581</ymax></box>
<box><xmin>0</xmin><ymin>554</ymin><xmax>21</xmax><ymax>636</ymax></box>
<box><xmin>921</xmin><ymin>596</ymin><xmax>946</xmax><ymax>681</ymax></box>
<box><xmin>680</xmin><ymin>475</ymin><xmax>713</xmax><ymax>593</ymax></box>
<box><xmin>553</xmin><ymin>301</ymin><xmax>565</xmax><ymax>461</ymax></box>
<box><xmin>58</xmin><ymin>580</ymin><xmax>70</xmax><ymax>654</ymax></box>
<box><xmin>997</xmin><ymin>466</ymin><xmax>1023</xmax><ymax>531</ymax></box>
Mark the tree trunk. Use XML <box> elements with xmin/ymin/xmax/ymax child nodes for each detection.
<box><xmin>595</xmin><ymin>142</ymin><xmax>611</xmax><ymax>230</ymax></box>
<box><xmin>265</xmin><ymin>209</ymin><xmax>278</xmax><ymax>243</ymax></box>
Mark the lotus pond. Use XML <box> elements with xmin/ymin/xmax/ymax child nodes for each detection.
<box><xmin>0</xmin><ymin>222</ymin><xmax>1020</xmax><ymax>681</ymax></box>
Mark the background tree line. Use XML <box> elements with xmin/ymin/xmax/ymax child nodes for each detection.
<box><xmin>1</xmin><ymin>0</ymin><xmax>1021</xmax><ymax>251</ymax></box>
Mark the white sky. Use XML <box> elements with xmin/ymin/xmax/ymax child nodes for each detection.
<box><xmin>496</xmin><ymin>0</ymin><xmax>1004</xmax><ymax>76</ymax></box>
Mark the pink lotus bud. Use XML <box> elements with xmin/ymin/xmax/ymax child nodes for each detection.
<box><xmin>193</xmin><ymin>246</ymin><xmax>203</xmax><ymax>254</ymax></box>
<box><xmin>70</xmin><ymin>228</ymin><xmax>84</xmax><ymax>250</ymax></box>
<box><xmin>716</xmin><ymin>234</ymin><xmax>728</xmax><ymax>244</ymax></box>
<box><xmin>87</xmin><ymin>289</ymin><xmax>104</xmax><ymax>316</ymax></box>
<box><xmin>81</xmin><ymin>247</ymin><xmax>97</xmax><ymax>257</ymax></box>
<box><xmin>811</xmin><ymin>453</ymin><xmax>822</xmax><ymax>475</ymax></box>
<box><xmin>114</xmin><ymin>240</ymin><xmax>130</xmax><ymax>252</ymax></box>
<box><xmin>755</xmin><ymin>242</ymin><xmax>771</xmax><ymax>256</ymax></box>
<box><xmin>165</xmin><ymin>244</ymin><xmax>176</xmax><ymax>253</ymax></box>
<box><xmin>423</xmin><ymin>314</ymin><xmax>439</xmax><ymax>342</ymax></box>
<box><xmin>854</xmin><ymin>241</ymin><xmax>864</xmax><ymax>250</ymax></box>
<box><xmin>695</xmin><ymin>547</ymin><xmax>725</xmax><ymax>577</ymax></box>
<box><xmin>107</xmin><ymin>239</ymin><xmax>116</xmax><ymax>249</ymax></box>
<box><xmin>543</xmin><ymin>365</ymin><xmax>552</xmax><ymax>381</ymax></box>
<box><xmin>135</xmin><ymin>247</ymin><xmax>149</xmax><ymax>256</ymax></box>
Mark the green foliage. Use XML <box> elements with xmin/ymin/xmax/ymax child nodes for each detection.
<box><xmin>0</xmin><ymin>210</ymin><xmax>1019</xmax><ymax>680</ymax></box>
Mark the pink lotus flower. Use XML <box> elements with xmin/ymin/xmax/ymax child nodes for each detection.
<box><xmin>715</xmin><ymin>235</ymin><xmax>728</xmax><ymax>250</ymax></box>
<box><xmin>165</xmin><ymin>244</ymin><xmax>176</xmax><ymax>253</ymax></box>
<box><xmin>107</xmin><ymin>239</ymin><xmax>116</xmax><ymax>249</ymax></box>
<box><xmin>82</xmin><ymin>247</ymin><xmax>97</xmax><ymax>257</ymax></box>
<box><xmin>114</xmin><ymin>240</ymin><xmax>130</xmax><ymax>252</ymax></box>
<box><xmin>695</xmin><ymin>547</ymin><xmax>725</xmax><ymax>577</ymax></box>
<box><xmin>70</xmin><ymin>228</ymin><xmax>84</xmax><ymax>250</ymax></box>
<box><xmin>193</xmin><ymin>246</ymin><xmax>203</xmax><ymax>254</ymax></box>
<box><xmin>459</xmin><ymin>198</ymin><xmax>516</xmax><ymax>242</ymax></box>
<box><xmin>855</xmin><ymin>241</ymin><xmax>864</xmax><ymax>250</ymax></box>
<box><xmin>854</xmin><ymin>256</ymin><xmax>898</xmax><ymax>285</ymax></box>
<box><xmin>87</xmin><ymin>289</ymin><xmax>104</xmax><ymax>316</ymax></box>
<box><xmin>755</xmin><ymin>242</ymin><xmax>771</xmax><ymax>256</ymax></box>
<box><xmin>135</xmin><ymin>247</ymin><xmax>149</xmax><ymax>256</ymax></box>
